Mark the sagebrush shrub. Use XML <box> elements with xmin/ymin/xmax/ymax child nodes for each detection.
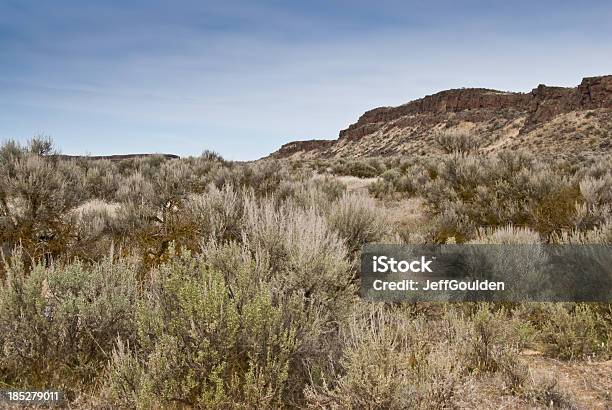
<box><xmin>103</xmin><ymin>251</ymin><xmax>298</xmax><ymax>409</ymax></box>
<box><xmin>441</xmin><ymin>304</ymin><xmax>529</xmax><ymax>373</ymax></box>
<box><xmin>416</xmin><ymin>151</ymin><xmax>587</xmax><ymax>240</ymax></box>
<box><xmin>64</xmin><ymin>201</ymin><xmax>118</xmax><ymax>261</ymax></box>
<box><xmin>0</xmin><ymin>252</ymin><xmax>139</xmax><ymax>399</ymax></box>
<box><xmin>83</xmin><ymin>160</ymin><xmax>119</xmax><ymax>201</ymax></box>
<box><xmin>242</xmin><ymin>195</ymin><xmax>355</xmax><ymax>310</ymax></box>
<box><xmin>0</xmin><ymin>141</ymin><xmax>86</xmax><ymax>262</ymax></box>
<box><xmin>539</xmin><ymin>304</ymin><xmax>610</xmax><ymax>360</ymax></box>
<box><xmin>554</xmin><ymin>216</ymin><xmax>612</xmax><ymax>244</ymax></box>
<box><xmin>522</xmin><ymin>373</ymin><xmax>576</xmax><ymax>409</ymax></box>
<box><xmin>200</xmin><ymin>239</ymin><xmax>347</xmax><ymax>403</ymax></box>
<box><xmin>306</xmin><ymin>304</ymin><xmax>425</xmax><ymax>409</ymax></box>
<box><xmin>469</xmin><ymin>225</ymin><xmax>541</xmax><ymax>244</ymax></box>
<box><xmin>326</xmin><ymin>193</ymin><xmax>389</xmax><ymax>254</ymax></box>
<box><xmin>436</xmin><ymin>130</ymin><xmax>481</xmax><ymax>154</ymax></box>
<box><xmin>183</xmin><ymin>184</ymin><xmax>244</xmax><ymax>244</ymax></box>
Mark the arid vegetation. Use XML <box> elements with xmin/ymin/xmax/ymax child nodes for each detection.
<box><xmin>1</xmin><ymin>138</ymin><xmax>610</xmax><ymax>408</ymax></box>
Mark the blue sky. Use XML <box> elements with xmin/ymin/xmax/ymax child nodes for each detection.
<box><xmin>1</xmin><ymin>1</ymin><xmax>611</xmax><ymax>160</ymax></box>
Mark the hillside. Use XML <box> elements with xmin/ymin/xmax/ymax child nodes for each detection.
<box><xmin>270</xmin><ymin>75</ymin><xmax>612</xmax><ymax>159</ymax></box>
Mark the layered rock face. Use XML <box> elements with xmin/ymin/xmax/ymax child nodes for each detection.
<box><xmin>524</xmin><ymin>76</ymin><xmax>612</xmax><ymax>129</ymax></box>
<box><xmin>270</xmin><ymin>75</ymin><xmax>612</xmax><ymax>159</ymax></box>
<box><xmin>339</xmin><ymin>89</ymin><xmax>529</xmax><ymax>142</ymax></box>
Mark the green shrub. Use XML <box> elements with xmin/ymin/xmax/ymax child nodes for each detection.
<box><xmin>332</xmin><ymin>160</ymin><xmax>381</xmax><ymax>178</ymax></box>
<box><xmin>103</xmin><ymin>251</ymin><xmax>298</xmax><ymax>409</ymax></box>
<box><xmin>540</xmin><ymin>304</ymin><xmax>610</xmax><ymax>360</ymax></box>
<box><xmin>418</xmin><ymin>151</ymin><xmax>585</xmax><ymax>240</ymax></box>
<box><xmin>0</xmin><ymin>252</ymin><xmax>138</xmax><ymax>399</ymax></box>
<box><xmin>368</xmin><ymin>178</ymin><xmax>395</xmax><ymax>199</ymax></box>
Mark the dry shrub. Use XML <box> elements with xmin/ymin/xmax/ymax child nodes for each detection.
<box><xmin>83</xmin><ymin>160</ymin><xmax>120</xmax><ymax>201</ymax></box>
<box><xmin>522</xmin><ymin>373</ymin><xmax>577</xmax><ymax>409</ymax></box>
<box><xmin>1</xmin><ymin>138</ymin><xmax>610</xmax><ymax>407</ymax></box>
<box><xmin>110</xmin><ymin>199</ymin><xmax>189</xmax><ymax>269</ymax></box>
<box><xmin>0</xmin><ymin>140</ymin><xmax>86</xmax><ymax>262</ymax></box>
<box><xmin>470</xmin><ymin>225</ymin><xmax>541</xmax><ymax>244</ymax></box>
<box><xmin>291</xmin><ymin>176</ymin><xmax>347</xmax><ymax>210</ymax></box>
<box><xmin>115</xmin><ymin>172</ymin><xmax>155</xmax><ymax>204</ymax></box>
<box><xmin>63</xmin><ymin>202</ymin><xmax>118</xmax><ymax>261</ymax></box>
<box><xmin>496</xmin><ymin>352</ymin><xmax>530</xmax><ymax>394</ymax></box>
<box><xmin>530</xmin><ymin>183</ymin><xmax>582</xmax><ymax>236</ymax></box>
<box><xmin>213</xmin><ymin>160</ymin><xmax>295</xmax><ymax>197</ymax></box>
<box><xmin>430</xmin><ymin>203</ymin><xmax>477</xmax><ymax>243</ymax></box>
<box><xmin>374</xmin><ymin>150</ymin><xmax>611</xmax><ymax>242</ymax></box>
<box><xmin>554</xmin><ymin>216</ymin><xmax>612</xmax><ymax>244</ymax></box>
<box><xmin>367</xmin><ymin>178</ymin><xmax>395</xmax><ymax>198</ymax></box>
<box><xmin>441</xmin><ymin>305</ymin><xmax>528</xmax><ymax>374</ymax></box>
<box><xmin>110</xmin><ymin>166</ymin><xmax>218</xmax><ymax>268</ymax></box>
<box><xmin>326</xmin><ymin>193</ymin><xmax>389</xmax><ymax>254</ymax></box>
<box><xmin>242</xmin><ymin>196</ymin><xmax>354</xmax><ymax>312</ymax></box>
<box><xmin>436</xmin><ymin>130</ymin><xmax>481</xmax><ymax>154</ymax></box>
<box><xmin>183</xmin><ymin>184</ymin><xmax>244</xmax><ymax>243</ymax></box>
<box><xmin>579</xmin><ymin>174</ymin><xmax>612</xmax><ymax>206</ymax></box>
<box><xmin>27</xmin><ymin>136</ymin><xmax>54</xmax><ymax>156</ymax></box>
<box><xmin>331</xmin><ymin>158</ymin><xmax>384</xmax><ymax>178</ymax></box>
<box><xmin>305</xmin><ymin>304</ymin><xmax>458</xmax><ymax>409</ymax></box>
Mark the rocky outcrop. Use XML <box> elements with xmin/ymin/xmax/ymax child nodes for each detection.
<box><xmin>270</xmin><ymin>139</ymin><xmax>334</xmax><ymax>158</ymax></box>
<box><xmin>339</xmin><ymin>89</ymin><xmax>529</xmax><ymax>141</ymax></box>
<box><xmin>339</xmin><ymin>76</ymin><xmax>612</xmax><ymax>141</ymax></box>
<box><xmin>269</xmin><ymin>75</ymin><xmax>612</xmax><ymax>159</ymax></box>
<box><xmin>524</xmin><ymin>76</ymin><xmax>612</xmax><ymax>130</ymax></box>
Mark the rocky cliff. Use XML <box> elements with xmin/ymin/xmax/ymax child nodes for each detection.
<box><xmin>270</xmin><ymin>75</ymin><xmax>612</xmax><ymax>159</ymax></box>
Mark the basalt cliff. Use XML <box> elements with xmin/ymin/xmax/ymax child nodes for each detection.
<box><xmin>271</xmin><ymin>75</ymin><xmax>612</xmax><ymax>159</ymax></box>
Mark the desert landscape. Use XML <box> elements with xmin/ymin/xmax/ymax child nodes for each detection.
<box><xmin>1</xmin><ymin>75</ymin><xmax>611</xmax><ymax>408</ymax></box>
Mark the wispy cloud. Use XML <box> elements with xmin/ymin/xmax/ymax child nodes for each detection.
<box><xmin>1</xmin><ymin>0</ymin><xmax>611</xmax><ymax>159</ymax></box>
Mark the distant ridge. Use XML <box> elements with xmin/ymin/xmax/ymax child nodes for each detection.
<box><xmin>269</xmin><ymin>75</ymin><xmax>612</xmax><ymax>159</ymax></box>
